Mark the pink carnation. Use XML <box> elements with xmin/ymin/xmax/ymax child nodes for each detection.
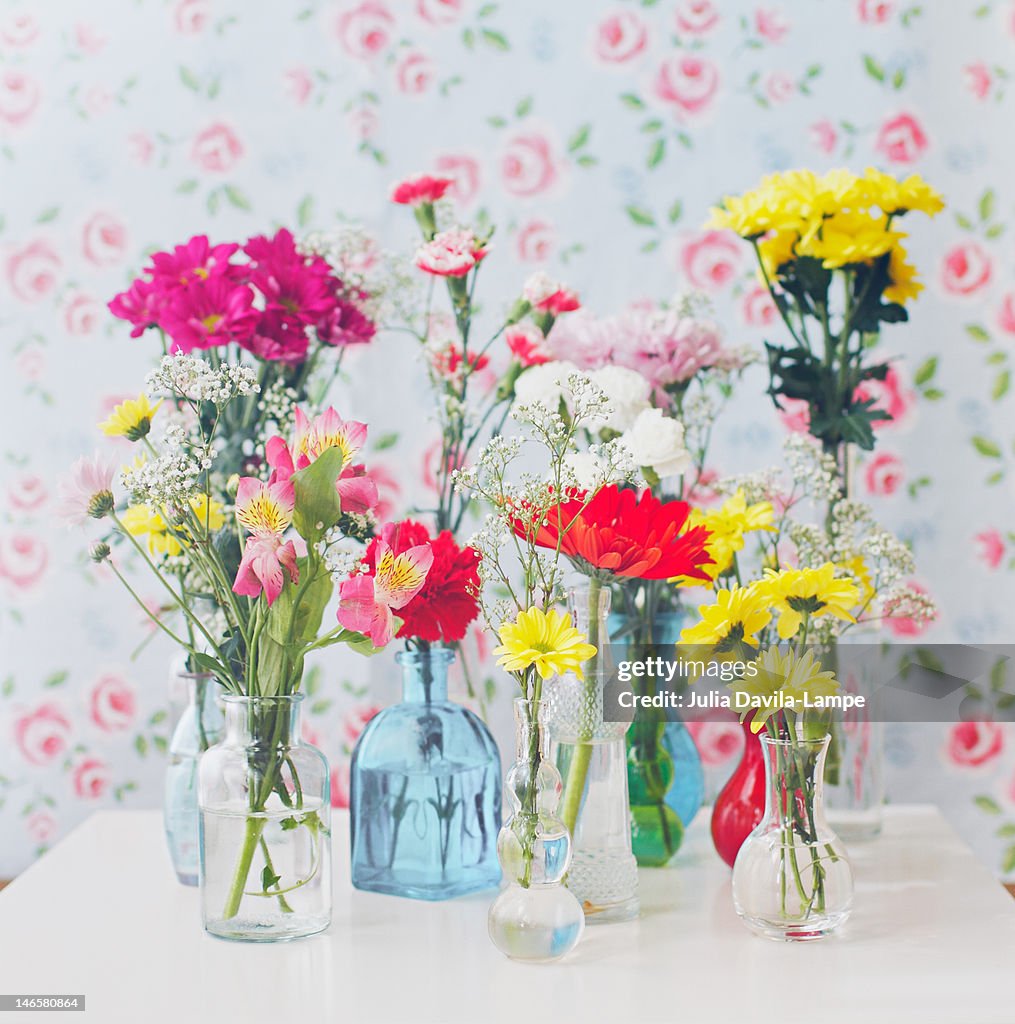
<box><xmin>506</xmin><ymin>323</ymin><xmax>551</xmax><ymax>367</ymax></box>
<box><xmin>414</xmin><ymin>229</ymin><xmax>487</xmax><ymax>278</ymax></box>
<box><xmin>522</xmin><ymin>272</ymin><xmax>580</xmax><ymax>314</ymax></box>
<box><xmin>390</xmin><ymin>172</ymin><xmax>454</xmax><ymax>206</ymax></box>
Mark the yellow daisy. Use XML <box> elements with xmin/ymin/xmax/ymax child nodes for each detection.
<box><xmin>761</xmin><ymin>563</ymin><xmax>860</xmax><ymax>640</ymax></box>
<box><xmin>672</xmin><ymin>491</ymin><xmax>775</xmax><ymax>584</ymax></box>
<box><xmin>492</xmin><ymin>607</ymin><xmax>597</xmax><ymax>681</ymax></box>
<box><xmin>883</xmin><ymin>245</ymin><xmax>923</xmax><ymax>305</ymax></box>
<box><xmin>99</xmin><ymin>394</ymin><xmax>162</xmax><ymax>442</ymax></box>
<box><xmin>680</xmin><ymin>583</ymin><xmax>772</xmax><ymax>655</ymax></box>
<box><xmin>730</xmin><ymin>647</ymin><xmax>839</xmax><ymax>733</ymax></box>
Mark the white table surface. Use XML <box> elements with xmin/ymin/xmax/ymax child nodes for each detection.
<box><xmin>0</xmin><ymin>805</ymin><xmax>1012</xmax><ymax>1024</ymax></box>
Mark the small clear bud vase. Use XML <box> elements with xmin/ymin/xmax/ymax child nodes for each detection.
<box><xmin>164</xmin><ymin>670</ymin><xmax>224</xmax><ymax>885</ymax></box>
<box><xmin>198</xmin><ymin>694</ymin><xmax>332</xmax><ymax>942</ymax></box>
<box><xmin>349</xmin><ymin>647</ymin><xmax>502</xmax><ymax>900</ymax></box>
<box><xmin>732</xmin><ymin>733</ymin><xmax>854</xmax><ymax>941</ymax></box>
<box><xmin>548</xmin><ymin>581</ymin><xmax>639</xmax><ymax>923</ymax></box>
<box><xmin>488</xmin><ymin>698</ymin><xmax>585</xmax><ymax>962</ymax></box>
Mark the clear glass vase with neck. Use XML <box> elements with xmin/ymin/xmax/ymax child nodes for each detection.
<box><xmin>349</xmin><ymin>646</ymin><xmax>502</xmax><ymax>900</ymax></box>
<box><xmin>488</xmin><ymin>697</ymin><xmax>584</xmax><ymax>962</ymax></box>
<box><xmin>198</xmin><ymin>693</ymin><xmax>331</xmax><ymax>942</ymax></box>
<box><xmin>548</xmin><ymin>579</ymin><xmax>639</xmax><ymax>924</ymax></box>
<box><xmin>732</xmin><ymin>733</ymin><xmax>853</xmax><ymax>941</ymax></box>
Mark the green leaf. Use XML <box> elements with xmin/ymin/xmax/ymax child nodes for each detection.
<box><xmin>36</xmin><ymin>206</ymin><xmax>60</xmax><ymax>224</ymax></box>
<box><xmin>956</xmin><ymin>212</ymin><xmax>975</xmax><ymax>231</ymax></box>
<box><xmin>997</xmin><ymin>823</ymin><xmax>1015</xmax><ymax>838</ymax></box>
<box><xmin>44</xmin><ymin>671</ymin><xmax>68</xmax><ymax>688</ymax></box>
<box><xmin>280</xmin><ymin>816</ymin><xmax>299</xmax><ymax>831</ymax></box>
<box><xmin>310</xmin><ymin>699</ymin><xmax>333</xmax><ymax>715</ymax></box>
<box><xmin>1003</xmin><ymin>844</ymin><xmax>1015</xmax><ymax>874</ymax></box>
<box><xmin>296</xmin><ymin>194</ymin><xmax>314</xmax><ymax>229</ymax></box>
<box><xmin>480</xmin><ymin>28</ymin><xmax>509</xmax><ymax>50</ymax></box>
<box><xmin>179</xmin><ymin>66</ymin><xmax>201</xmax><ymax>91</ymax></box>
<box><xmin>152</xmin><ymin>736</ymin><xmax>168</xmax><ymax>754</ymax></box>
<box><xmin>374</xmin><ymin>432</ymin><xmax>399</xmax><ymax>451</ymax></box>
<box><xmin>646</xmin><ymin>137</ymin><xmax>666</xmax><ymax>168</ymax></box>
<box><xmin>975</xmin><ymin>794</ymin><xmax>1002</xmax><ymax>815</ymax></box>
<box><xmin>980</xmin><ymin>188</ymin><xmax>996</xmax><ymax>222</ymax></box>
<box><xmin>987</xmin><ymin>469</ymin><xmax>1005</xmax><ymax>485</ymax></box>
<box><xmin>863</xmin><ymin>54</ymin><xmax>885</xmax><ymax>82</ymax></box>
<box><xmin>922</xmin><ymin>386</ymin><xmax>944</xmax><ymax>401</ymax></box>
<box><xmin>966</xmin><ymin>323</ymin><xmax>991</xmax><ymax>342</ymax></box>
<box><xmin>993</xmin><ymin>370</ymin><xmax>1010</xmax><ymax>401</ymax></box>
<box><xmin>515</xmin><ymin>95</ymin><xmax>533</xmax><ymax>118</ymax></box>
<box><xmin>913</xmin><ymin>356</ymin><xmax>937</xmax><ymax>385</ymax></box>
<box><xmin>891</xmin><ymin>68</ymin><xmax>906</xmax><ymax>90</ymax></box>
<box><xmin>973</xmin><ymin>435</ymin><xmax>1002</xmax><ymax>458</ymax></box>
<box><xmin>291</xmin><ymin>446</ymin><xmax>345</xmax><ymax>543</ymax></box>
<box><xmin>261</xmin><ymin>865</ymin><xmax>281</xmax><ymax>891</ymax></box>
<box><xmin>264</xmin><ymin>563</ymin><xmax>333</xmax><ymax>651</ymax></box>
<box><xmin>986</xmin><ymin>223</ymin><xmax>1005</xmax><ymax>239</ymax></box>
<box><xmin>461</xmin><ymin>26</ymin><xmax>475</xmax><ymax>49</ymax></box>
<box><xmin>620</xmin><ymin>92</ymin><xmax>646</xmax><ymax>110</ymax></box>
<box><xmin>149</xmin><ymin>709</ymin><xmax>168</xmax><ymax>726</ymax></box>
<box><xmin>224</xmin><ymin>185</ymin><xmax>251</xmax><ymax>210</ymax></box>
<box><xmin>625</xmin><ymin>205</ymin><xmax>655</xmax><ymax>227</ymax></box>
<box><xmin>177</xmin><ymin>179</ymin><xmax>199</xmax><ymax>194</ymax></box>
<box><xmin>134</xmin><ymin>735</ymin><xmax>148</xmax><ymax>757</ymax></box>
<box><xmin>567</xmin><ymin>123</ymin><xmax>591</xmax><ymax>152</ymax></box>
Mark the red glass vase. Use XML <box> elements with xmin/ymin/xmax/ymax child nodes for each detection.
<box><xmin>710</xmin><ymin>719</ymin><xmax>765</xmax><ymax>868</ymax></box>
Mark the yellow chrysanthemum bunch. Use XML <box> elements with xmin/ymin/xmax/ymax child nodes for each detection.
<box><xmin>707</xmin><ymin>166</ymin><xmax>943</xmax><ymax>304</ymax></box>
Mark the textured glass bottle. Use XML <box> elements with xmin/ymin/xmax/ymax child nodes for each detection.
<box><xmin>732</xmin><ymin>734</ymin><xmax>854</xmax><ymax>941</ymax></box>
<box><xmin>489</xmin><ymin>698</ymin><xmax>584</xmax><ymax>962</ymax></box>
<box><xmin>350</xmin><ymin>647</ymin><xmax>501</xmax><ymax>900</ymax></box>
<box><xmin>549</xmin><ymin>581</ymin><xmax>638</xmax><ymax>923</ymax></box>
<box><xmin>164</xmin><ymin>671</ymin><xmax>223</xmax><ymax>885</ymax></box>
<box><xmin>199</xmin><ymin>694</ymin><xmax>331</xmax><ymax>942</ymax></box>
<box><xmin>609</xmin><ymin>609</ymin><xmax>705</xmax><ymax>865</ymax></box>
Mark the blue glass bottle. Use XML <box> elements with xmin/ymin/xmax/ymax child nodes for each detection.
<box><xmin>609</xmin><ymin>609</ymin><xmax>704</xmax><ymax>864</ymax></box>
<box><xmin>164</xmin><ymin>670</ymin><xmax>224</xmax><ymax>885</ymax></box>
<box><xmin>349</xmin><ymin>647</ymin><xmax>502</xmax><ymax>900</ymax></box>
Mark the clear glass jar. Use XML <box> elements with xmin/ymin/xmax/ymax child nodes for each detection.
<box><xmin>488</xmin><ymin>698</ymin><xmax>585</xmax><ymax>963</ymax></box>
<box><xmin>198</xmin><ymin>694</ymin><xmax>331</xmax><ymax>942</ymax></box>
<box><xmin>732</xmin><ymin>734</ymin><xmax>854</xmax><ymax>941</ymax></box>
<box><xmin>164</xmin><ymin>672</ymin><xmax>223</xmax><ymax>885</ymax></box>
<box><xmin>549</xmin><ymin>581</ymin><xmax>638</xmax><ymax>923</ymax></box>
<box><xmin>349</xmin><ymin>646</ymin><xmax>501</xmax><ymax>900</ymax></box>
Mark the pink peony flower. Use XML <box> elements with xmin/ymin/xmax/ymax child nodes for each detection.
<box><xmin>755</xmin><ymin>7</ymin><xmax>790</xmax><ymax>42</ymax></box>
<box><xmin>741</xmin><ymin>283</ymin><xmax>778</xmax><ymax>326</ymax></box>
<box><xmin>58</xmin><ymin>453</ymin><xmax>115</xmax><ymax>526</ymax></box>
<box><xmin>336</xmin><ymin>1</ymin><xmax>393</xmax><ymax>59</ymax></box>
<box><xmin>390</xmin><ymin>172</ymin><xmax>454</xmax><ymax>206</ymax></box>
<box><xmin>875</xmin><ymin>112</ymin><xmax>928</xmax><ymax>165</ymax></box>
<box><xmin>946</xmin><ymin>721</ymin><xmax>1004</xmax><ymax>768</ymax></box>
<box><xmin>7</xmin><ymin>240</ymin><xmax>60</xmax><ymax>303</ymax></box>
<box><xmin>14</xmin><ymin>703</ymin><xmax>71</xmax><ymax>766</ymax></box>
<box><xmin>72</xmin><ymin>757</ymin><xmax>111</xmax><ymax>800</ymax></box>
<box><xmin>174</xmin><ymin>0</ymin><xmax>209</xmax><ymax>34</ymax></box>
<box><xmin>415</xmin><ymin>229</ymin><xmax>487</xmax><ymax>277</ymax></box>
<box><xmin>0</xmin><ymin>70</ymin><xmax>41</xmax><ymax>127</ymax></box>
<box><xmin>998</xmin><ymin>293</ymin><xmax>1015</xmax><ymax>334</ymax></box>
<box><xmin>941</xmin><ymin>241</ymin><xmax>993</xmax><ymax>297</ymax></box>
<box><xmin>434</xmin><ymin>154</ymin><xmax>481</xmax><ymax>206</ymax></box>
<box><xmin>810</xmin><ymin>118</ymin><xmax>838</xmax><ymax>155</ymax></box>
<box><xmin>674</xmin><ymin>0</ymin><xmax>720</xmax><ymax>34</ymax></box>
<box><xmin>515</xmin><ymin>220</ymin><xmax>556</xmax><ymax>263</ymax></box>
<box><xmin>190</xmin><ymin>122</ymin><xmax>244</xmax><ymax>173</ymax></box>
<box><xmin>8</xmin><ymin>474</ymin><xmax>47</xmax><ymax>512</ymax></box>
<box><xmin>63</xmin><ymin>292</ymin><xmax>100</xmax><ymax>336</ymax></box>
<box><xmin>965</xmin><ymin>62</ymin><xmax>992</xmax><ymax>100</ymax></box>
<box><xmin>654</xmin><ymin>55</ymin><xmax>720</xmax><ymax>116</ymax></box>
<box><xmin>394</xmin><ymin>50</ymin><xmax>433</xmax><ymax>95</ymax></box>
<box><xmin>506</xmin><ymin>323</ymin><xmax>551</xmax><ymax>367</ymax></box>
<box><xmin>679</xmin><ymin>230</ymin><xmax>741</xmax><ymax>291</ymax></box>
<box><xmin>89</xmin><ymin>673</ymin><xmax>137</xmax><ymax>732</ymax></box>
<box><xmin>160</xmin><ymin>276</ymin><xmax>258</xmax><ymax>354</ymax></box>
<box><xmin>82</xmin><ymin>212</ymin><xmax>127</xmax><ymax>267</ymax></box>
<box><xmin>523</xmin><ymin>271</ymin><xmax>580</xmax><ymax>315</ymax></box>
<box><xmin>863</xmin><ymin>452</ymin><xmax>904</xmax><ymax>496</ymax></box>
<box><xmin>0</xmin><ymin>532</ymin><xmax>48</xmax><ymax>591</ymax></box>
<box><xmin>416</xmin><ymin>0</ymin><xmax>462</xmax><ymax>25</ymax></box>
<box><xmin>975</xmin><ymin>529</ymin><xmax>1005</xmax><ymax>570</ymax></box>
<box><xmin>593</xmin><ymin>11</ymin><xmax>649</xmax><ymax>64</ymax></box>
<box><xmin>501</xmin><ymin>133</ymin><xmax>559</xmax><ymax>198</ymax></box>
<box><xmin>336</xmin><ymin>540</ymin><xmax>433</xmax><ymax>646</ymax></box>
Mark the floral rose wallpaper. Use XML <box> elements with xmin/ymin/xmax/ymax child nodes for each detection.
<box><xmin>3</xmin><ymin>0</ymin><xmax>1015</xmax><ymax>879</ymax></box>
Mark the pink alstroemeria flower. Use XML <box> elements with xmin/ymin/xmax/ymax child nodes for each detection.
<box><xmin>336</xmin><ymin>539</ymin><xmax>434</xmax><ymax>646</ymax></box>
<box><xmin>266</xmin><ymin>407</ymin><xmax>379</xmax><ymax>515</ymax></box>
<box><xmin>232</xmin><ymin>477</ymin><xmax>299</xmax><ymax>606</ymax></box>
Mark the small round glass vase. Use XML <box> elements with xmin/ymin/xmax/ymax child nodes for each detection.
<box><xmin>488</xmin><ymin>698</ymin><xmax>585</xmax><ymax>963</ymax></box>
<box><xmin>732</xmin><ymin>734</ymin><xmax>854</xmax><ymax>941</ymax></box>
<box><xmin>198</xmin><ymin>694</ymin><xmax>331</xmax><ymax>942</ymax></box>
<box><xmin>164</xmin><ymin>671</ymin><xmax>223</xmax><ymax>885</ymax></box>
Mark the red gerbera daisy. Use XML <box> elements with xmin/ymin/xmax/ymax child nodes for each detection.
<box><xmin>520</xmin><ymin>484</ymin><xmax>713</xmax><ymax>582</ymax></box>
<box><xmin>361</xmin><ymin>520</ymin><xmax>481</xmax><ymax>643</ymax></box>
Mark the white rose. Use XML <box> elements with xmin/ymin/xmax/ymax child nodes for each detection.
<box><xmin>587</xmin><ymin>366</ymin><xmax>652</xmax><ymax>432</ymax></box>
<box><xmin>512</xmin><ymin>360</ymin><xmax>578</xmax><ymax>412</ymax></box>
<box><xmin>621</xmin><ymin>408</ymin><xmax>691</xmax><ymax>479</ymax></box>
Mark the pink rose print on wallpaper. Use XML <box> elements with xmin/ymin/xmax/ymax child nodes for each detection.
<box><xmin>500</xmin><ymin>132</ymin><xmax>559</xmax><ymax>198</ymax></box>
<box><xmin>7</xmin><ymin>241</ymin><xmax>61</xmax><ymax>304</ymax></box>
<box><xmin>0</xmin><ymin>70</ymin><xmax>41</xmax><ymax>127</ymax></box>
<box><xmin>336</xmin><ymin>2</ymin><xmax>394</xmax><ymax>59</ymax></box>
<box><xmin>72</xmin><ymin>757</ymin><xmax>112</xmax><ymax>800</ymax></box>
<box><xmin>975</xmin><ymin>530</ymin><xmax>1005</xmax><ymax>571</ymax></box>
<box><xmin>89</xmin><ymin>674</ymin><xmax>138</xmax><ymax>733</ymax></box>
<box><xmin>592</xmin><ymin>12</ymin><xmax>649</xmax><ymax>66</ymax></box>
<box><xmin>14</xmin><ymin>704</ymin><xmax>72</xmax><ymax>767</ymax></box>
<box><xmin>82</xmin><ymin>213</ymin><xmax>128</xmax><ymax>268</ymax></box>
<box><xmin>654</xmin><ymin>55</ymin><xmax>720</xmax><ymax>117</ymax></box>
<box><xmin>678</xmin><ymin>231</ymin><xmax>741</xmax><ymax>291</ymax></box>
<box><xmin>674</xmin><ymin>0</ymin><xmax>721</xmax><ymax>36</ymax></box>
<box><xmin>190</xmin><ymin>122</ymin><xmax>244</xmax><ymax>173</ymax></box>
<box><xmin>875</xmin><ymin>112</ymin><xmax>929</xmax><ymax>164</ymax></box>
<box><xmin>941</xmin><ymin>241</ymin><xmax>993</xmax><ymax>297</ymax></box>
<box><xmin>946</xmin><ymin>721</ymin><xmax>1004</xmax><ymax>769</ymax></box>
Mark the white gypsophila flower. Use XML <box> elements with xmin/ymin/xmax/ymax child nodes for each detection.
<box><xmin>585</xmin><ymin>366</ymin><xmax>651</xmax><ymax>433</ymax></box>
<box><xmin>121</xmin><ymin>452</ymin><xmax>204</xmax><ymax>512</ymax></box>
<box><xmin>619</xmin><ymin>407</ymin><xmax>691</xmax><ymax>479</ymax></box>
<box><xmin>716</xmin><ymin>467</ymin><xmax>783</xmax><ymax>505</ymax></box>
<box><xmin>784</xmin><ymin>434</ymin><xmax>840</xmax><ymax>502</ymax></box>
<box><xmin>511</xmin><ymin>360</ymin><xmax>579</xmax><ymax>414</ymax></box>
<box><xmin>563</xmin><ymin>452</ymin><xmax>603</xmax><ymax>491</ymax></box>
<box><xmin>146</xmin><ymin>355</ymin><xmax>259</xmax><ymax>405</ymax></box>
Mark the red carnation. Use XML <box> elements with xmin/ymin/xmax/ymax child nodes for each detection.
<box><xmin>520</xmin><ymin>484</ymin><xmax>713</xmax><ymax>582</ymax></box>
<box><xmin>390</xmin><ymin>173</ymin><xmax>454</xmax><ymax>206</ymax></box>
<box><xmin>362</xmin><ymin>520</ymin><xmax>481</xmax><ymax>643</ymax></box>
